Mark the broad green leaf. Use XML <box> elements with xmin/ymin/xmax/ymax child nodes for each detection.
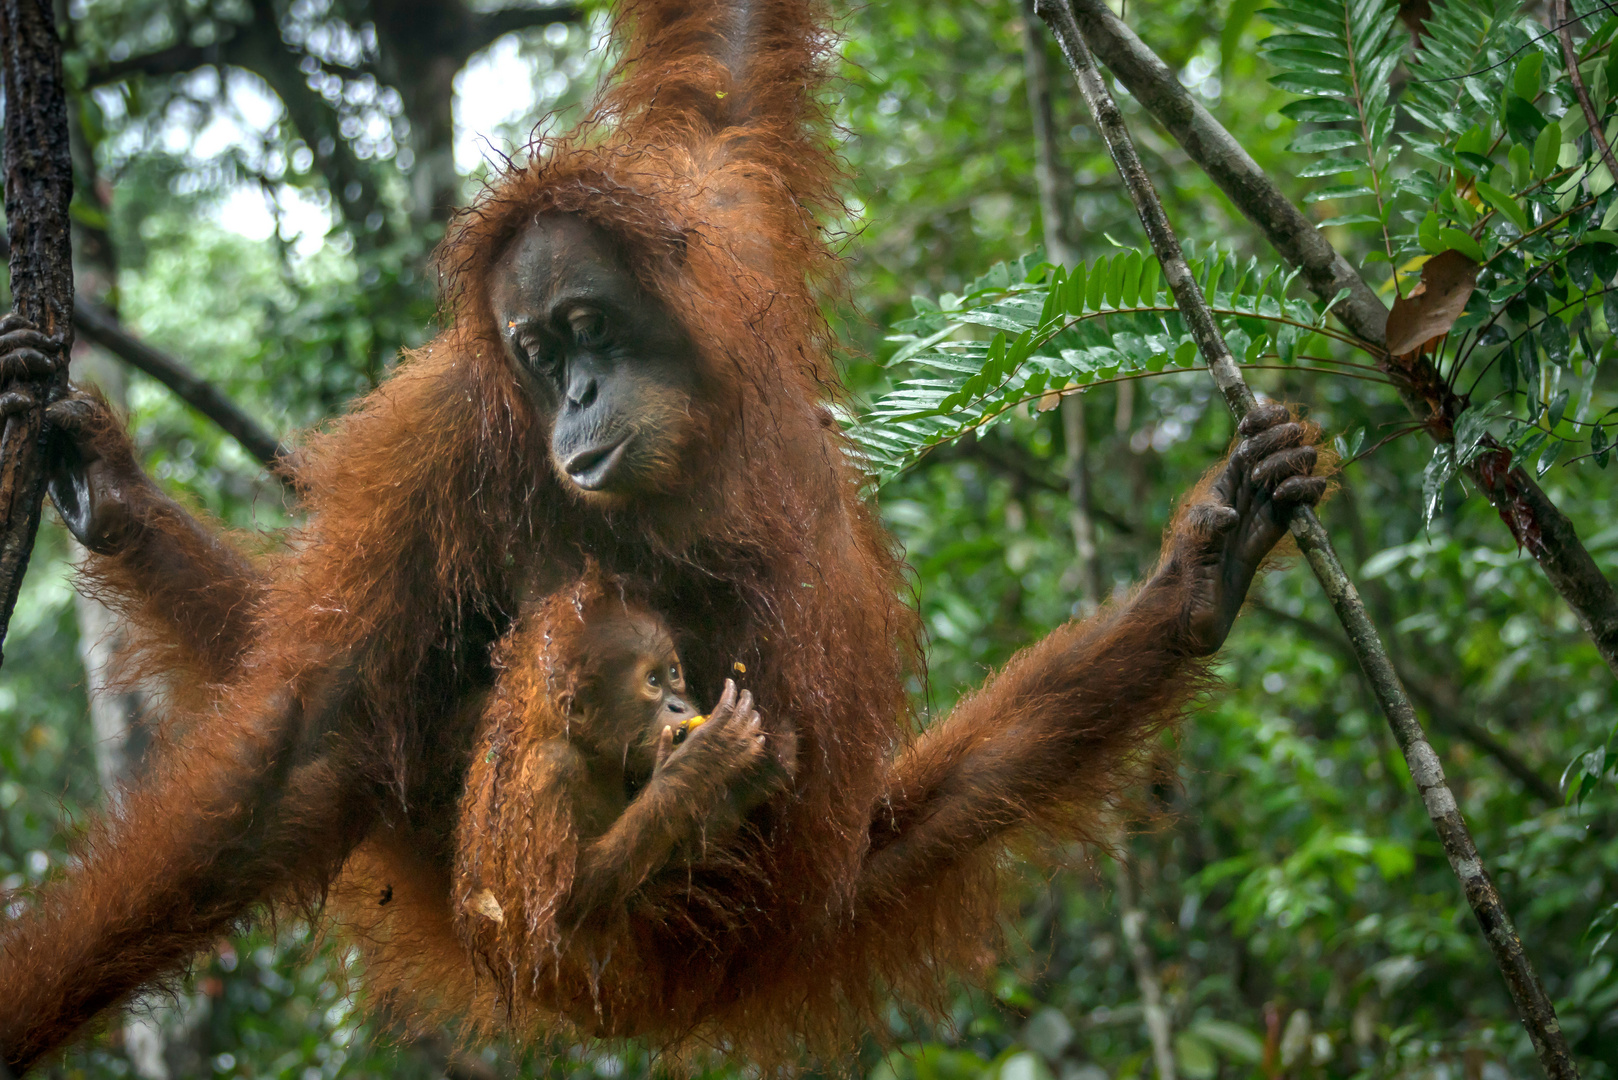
<box><xmin>1437</xmin><ymin>228</ymin><xmax>1484</xmax><ymax>261</ymax></box>
<box><xmin>1288</xmin><ymin>129</ymin><xmax>1364</xmax><ymax>154</ymax></box>
<box><xmin>1475</xmin><ymin>180</ymin><xmax>1528</xmax><ymax>230</ymax></box>
<box><xmin>1534</xmin><ymin>121</ymin><xmax>1563</xmax><ymax>178</ymax></box>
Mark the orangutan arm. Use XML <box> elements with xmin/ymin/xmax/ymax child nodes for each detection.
<box><xmin>561</xmin><ymin>681</ymin><xmax>785</xmax><ymax>925</ymax></box>
<box><xmin>859</xmin><ymin>403</ymin><xmax>1326</xmax><ymax>902</ymax></box>
<box><xmin>0</xmin><ymin>662</ymin><xmax>366</xmax><ymax>1076</ymax></box>
<box><xmin>46</xmin><ymin>390</ymin><xmax>265</xmax><ymax>684</ymax></box>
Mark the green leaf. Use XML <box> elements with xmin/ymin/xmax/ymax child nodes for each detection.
<box><xmin>1174</xmin><ymin>339</ymin><xmax>1199</xmax><ymax>367</ymax></box>
<box><xmin>1437</xmin><ymin>228</ymin><xmax>1485</xmax><ymax>261</ymax></box>
<box><xmin>1534</xmin><ymin>120</ymin><xmax>1563</xmax><ymax>179</ymax></box>
<box><xmin>1304</xmin><ymin>183</ymin><xmax>1376</xmax><ymax>202</ymax></box>
<box><xmin>1279</xmin><ymin>98</ymin><xmax>1360</xmax><ymax>123</ymax></box>
<box><xmin>1510</xmin><ymin>143</ymin><xmax>1532</xmax><ymax>188</ymax></box>
<box><xmin>1423</xmin><ymin>443</ymin><xmax>1457</xmax><ymax>527</ymax></box>
<box><xmin>1174</xmin><ymin>1034</ymin><xmax>1218</xmax><ymax>1080</ymax></box>
<box><xmin>1270</xmin><ymin>71</ymin><xmax>1353</xmax><ymax>96</ymax></box>
<box><xmin>1546</xmin><ymin>388</ymin><xmax>1571</xmax><ymax>430</ymax></box>
<box><xmin>1120</xmin><ymin>250</ymin><xmax>1143</xmax><ymax>307</ymax></box>
<box><xmin>1106</xmin><ymin>255</ymin><xmax>1127</xmax><ymax>308</ymax></box>
<box><xmin>1512</xmin><ymin>50</ymin><xmax>1543</xmax><ymax>100</ymax></box>
<box><xmin>1504</xmin><ymin>94</ymin><xmax>1547</xmax><ymax>145</ymax></box>
<box><xmin>1140</xmin><ymin>257</ymin><xmax>1162</xmax><ymax>305</ymax></box>
<box><xmin>1222</xmin><ymin>0</ymin><xmax>1266</xmax><ymax>75</ymax></box>
<box><xmin>1188</xmin><ymin>1021</ymin><xmax>1265</xmax><ymax>1065</ymax></box>
<box><xmin>1288</xmin><ymin>129</ymin><xmax>1365</xmax><ymax>154</ymax></box>
<box><xmin>1593</xmin><ymin>422</ymin><xmax>1611</xmax><ymax>467</ymax></box>
<box><xmin>1087</xmin><ymin>256</ymin><xmax>1109</xmax><ymax>310</ymax></box>
<box><xmin>1538</xmin><ymin>436</ymin><xmax>1564</xmax><ymax>476</ymax></box>
<box><xmin>1474</xmin><ymin>180</ymin><xmax>1528</xmax><ymax>231</ymax></box>
<box><xmin>1064</xmin><ymin>264</ymin><xmax>1087</xmax><ymax>314</ymax></box>
<box><xmin>1318</xmin><ymin>213</ymin><xmax>1383</xmax><ymax>226</ymax></box>
<box><xmin>1298</xmin><ymin>155</ymin><xmax>1370</xmax><ymax>177</ymax></box>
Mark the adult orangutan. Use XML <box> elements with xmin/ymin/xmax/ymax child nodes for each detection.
<box><xmin>0</xmin><ymin>0</ymin><xmax>1326</xmax><ymax>1070</ymax></box>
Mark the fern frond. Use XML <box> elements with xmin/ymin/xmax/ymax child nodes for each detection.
<box><xmin>848</xmin><ymin>249</ymin><xmax>1373</xmax><ymax>483</ymax></box>
<box><xmin>1401</xmin><ymin>0</ymin><xmax>1522</xmax><ymax>138</ymax></box>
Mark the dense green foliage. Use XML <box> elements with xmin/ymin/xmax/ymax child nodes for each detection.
<box><xmin>2</xmin><ymin>0</ymin><xmax>1617</xmax><ymax>1076</ymax></box>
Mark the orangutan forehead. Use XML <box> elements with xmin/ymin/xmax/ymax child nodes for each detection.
<box><xmin>493</xmin><ymin>213</ymin><xmax>643</xmax><ymax>310</ymax></box>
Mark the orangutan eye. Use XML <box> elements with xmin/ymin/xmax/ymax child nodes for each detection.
<box><xmin>646</xmin><ymin>670</ymin><xmax>660</xmax><ymax>688</ymax></box>
<box><xmin>668</xmin><ymin>665</ymin><xmax>679</xmax><ymax>683</ymax></box>
<box><xmin>568</xmin><ymin>307</ymin><xmax>608</xmax><ymax>347</ymax></box>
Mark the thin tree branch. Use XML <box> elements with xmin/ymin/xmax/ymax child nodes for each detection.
<box><xmin>1068</xmin><ymin>0</ymin><xmax>1618</xmax><ymax>683</ymax></box>
<box><xmin>85</xmin><ymin>41</ymin><xmax>225</xmax><ymax>88</ymax></box>
<box><xmin>1</xmin><ymin>0</ymin><xmax>75</xmax><ymax>668</ymax></box>
<box><xmin>466</xmin><ymin>4</ymin><xmax>584</xmax><ymax>57</ymax></box>
<box><xmin>1253</xmin><ymin>601</ymin><xmax>1562</xmax><ymax>805</ymax></box>
<box><xmin>72</xmin><ymin>303</ymin><xmax>289</xmax><ymax>473</ymax></box>
<box><xmin>1555</xmin><ymin>0</ymin><xmax>1618</xmax><ymax>186</ymax></box>
<box><xmin>1032</xmin><ymin>4</ymin><xmax>1579</xmax><ymax>1076</ymax></box>
<box><xmin>0</xmin><ymin>235</ymin><xmax>287</xmax><ymax>474</ymax></box>
<box><xmin>1115</xmin><ymin>852</ymin><xmax>1177</xmax><ymax>1080</ymax></box>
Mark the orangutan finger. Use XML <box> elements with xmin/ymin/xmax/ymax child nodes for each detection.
<box><xmin>0</xmin><ymin>346</ymin><xmax>57</xmax><ymax>381</ymax></box>
<box><xmin>1237</xmin><ymin>402</ymin><xmax>1290</xmax><ymax>438</ymax></box>
<box><xmin>1238</xmin><ymin>421</ymin><xmax>1312</xmax><ymax>468</ymax></box>
<box><xmin>0</xmin><ymin>390</ymin><xmax>34</xmax><ymax>418</ymax></box>
<box><xmin>1252</xmin><ymin>445</ymin><xmax>1317</xmax><ymax>489</ymax></box>
<box><xmin>713</xmin><ymin>678</ymin><xmax>738</xmax><ymax>720</ymax></box>
<box><xmin>655</xmin><ymin>725</ymin><xmax>674</xmax><ymax>772</ymax></box>
<box><xmin>1188</xmin><ymin>503</ymin><xmax>1240</xmax><ymax>536</ymax></box>
<box><xmin>1273</xmin><ymin>475</ymin><xmax>1328</xmax><ymax>506</ymax></box>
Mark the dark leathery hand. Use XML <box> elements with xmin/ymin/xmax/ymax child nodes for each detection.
<box><xmin>1175</xmin><ymin>402</ymin><xmax>1327</xmax><ymax>655</ymax></box>
<box><xmin>44</xmin><ymin>390</ymin><xmax>146</xmax><ymax>555</ymax></box>
<box><xmin>0</xmin><ymin>313</ymin><xmax>64</xmax><ymax>383</ymax></box>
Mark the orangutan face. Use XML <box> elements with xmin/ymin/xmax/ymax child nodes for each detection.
<box><xmin>491</xmin><ymin>213</ymin><xmax>704</xmax><ymax>499</ymax></box>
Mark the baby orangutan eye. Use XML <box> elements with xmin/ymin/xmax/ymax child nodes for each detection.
<box><xmin>646</xmin><ymin>670</ymin><xmax>660</xmax><ymax>688</ymax></box>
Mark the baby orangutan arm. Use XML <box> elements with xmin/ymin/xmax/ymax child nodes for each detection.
<box><xmin>860</xmin><ymin>403</ymin><xmax>1325</xmax><ymax>903</ymax></box>
<box><xmin>564</xmin><ymin>681</ymin><xmax>786</xmax><ymax>925</ymax></box>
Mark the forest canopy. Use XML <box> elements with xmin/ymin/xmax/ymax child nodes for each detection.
<box><xmin>1</xmin><ymin>0</ymin><xmax>1617</xmax><ymax>1077</ymax></box>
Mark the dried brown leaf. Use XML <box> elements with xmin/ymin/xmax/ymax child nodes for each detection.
<box><xmin>1386</xmin><ymin>249</ymin><xmax>1479</xmax><ymax>356</ymax></box>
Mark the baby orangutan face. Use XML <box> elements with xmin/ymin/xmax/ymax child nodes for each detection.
<box><xmin>572</xmin><ymin>604</ymin><xmax>777</xmax><ymax>798</ymax></box>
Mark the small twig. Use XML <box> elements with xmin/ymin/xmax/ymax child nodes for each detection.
<box><xmin>1555</xmin><ymin>0</ymin><xmax>1618</xmax><ymax>203</ymax></box>
<box><xmin>1032</xmin><ymin>3</ymin><xmax>1580</xmax><ymax>1077</ymax></box>
<box><xmin>0</xmin><ymin>235</ymin><xmax>289</xmax><ymax>476</ymax></box>
<box><xmin>1114</xmin><ymin>851</ymin><xmax>1177</xmax><ymax>1080</ymax></box>
<box><xmin>1252</xmin><ymin>601</ymin><xmax>1563</xmax><ymax>805</ymax></box>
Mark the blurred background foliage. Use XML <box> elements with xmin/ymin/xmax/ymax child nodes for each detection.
<box><xmin>1</xmin><ymin>0</ymin><xmax>1616</xmax><ymax>1076</ymax></box>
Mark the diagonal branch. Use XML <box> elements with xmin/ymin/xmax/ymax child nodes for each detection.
<box><xmin>71</xmin><ymin>302</ymin><xmax>289</xmax><ymax>474</ymax></box>
<box><xmin>466</xmin><ymin>4</ymin><xmax>585</xmax><ymax>58</ymax></box>
<box><xmin>0</xmin><ymin>235</ymin><xmax>287</xmax><ymax>475</ymax></box>
<box><xmin>1032</xmin><ymin>3</ymin><xmax>1578</xmax><ymax>1076</ymax></box>
<box><xmin>1555</xmin><ymin>0</ymin><xmax>1618</xmax><ymax>189</ymax></box>
<box><xmin>1068</xmin><ymin>0</ymin><xmax>1618</xmax><ymax>683</ymax></box>
<box><xmin>1253</xmin><ymin>600</ymin><xmax>1562</xmax><ymax>805</ymax></box>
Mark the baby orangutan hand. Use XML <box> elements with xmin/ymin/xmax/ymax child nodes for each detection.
<box><xmin>653</xmin><ymin>679</ymin><xmax>796</xmax><ymax>819</ymax></box>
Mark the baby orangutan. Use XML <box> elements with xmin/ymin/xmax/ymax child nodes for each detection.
<box><xmin>338</xmin><ymin>574</ymin><xmax>797</xmax><ymax>1031</ymax></box>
